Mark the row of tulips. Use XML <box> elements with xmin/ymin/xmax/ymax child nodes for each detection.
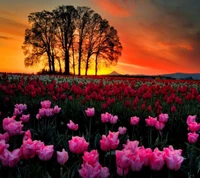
<box><xmin>0</xmin><ymin>99</ymin><xmax>199</xmax><ymax>177</ymax></box>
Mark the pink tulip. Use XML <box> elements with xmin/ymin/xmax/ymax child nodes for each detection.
<box><xmin>23</xmin><ymin>130</ymin><xmax>32</xmax><ymax>141</ymax></box>
<box><xmin>67</xmin><ymin>120</ymin><xmax>79</xmax><ymax>131</ymax></box>
<box><xmin>188</xmin><ymin>132</ymin><xmax>199</xmax><ymax>144</ymax></box>
<box><xmin>149</xmin><ymin>148</ymin><xmax>165</xmax><ymax>171</ymax></box>
<box><xmin>123</xmin><ymin>140</ymin><xmax>139</xmax><ymax>154</ymax></box>
<box><xmin>2</xmin><ymin>116</ymin><xmax>16</xmax><ymax>131</ymax></box>
<box><xmin>0</xmin><ymin>140</ymin><xmax>9</xmax><ymax>154</ymax></box>
<box><xmin>13</xmin><ymin>108</ymin><xmax>23</xmax><ymax>116</ymax></box>
<box><xmin>116</xmin><ymin>149</ymin><xmax>131</xmax><ymax>169</ymax></box>
<box><xmin>40</xmin><ymin>100</ymin><xmax>51</xmax><ymax>109</ymax></box>
<box><xmin>37</xmin><ymin>145</ymin><xmax>54</xmax><ymax>161</ymax></box>
<box><xmin>82</xmin><ymin>150</ymin><xmax>99</xmax><ymax>166</ymax></box>
<box><xmin>130</xmin><ymin>116</ymin><xmax>140</xmax><ymax>126</ymax></box>
<box><xmin>109</xmin><ymin>115</ymin><xmax>118</xmax><ymax>124</ymax></box>
<box><xmin>163</xmin><ymin>146</ymin><xmax>184</xmax><ymax>171</ymax></box>
<box><xmin>99</xmin><ymin>166</ymin><xmax>110</xmax><ymax>178</ymax></box>
<box><xmin>187</xmin><ymin>122</ymin><xmax>200</xmax><ymax>132</ymax></box>
<box><xmin>20</xmin><ymin>114</ymin><xmax>30</xmax><ymax>123</ymax></box>
<box><xmin>101</xmin><ymin>112</ymin><xmax>112</xmax><ymax>123</ymax></box>
<box><xmin>53</xmin><ymin>105</ymin><xmax>61</xmax><ymax>114</ymax></box>
<box><xmin>158</xmin><ymin>113</ymin><xmax>168</xmax><ymax>123</ymax></box>
<box><xmin>15</xmin><ymin>104</ymin><xmax>27</xmax><ymax>112</ymax></box>
<box><xmin>57</xmin><ymin>148</ymin><xmax>69</xmax><ymax>165</ymax></box>
<box><xmin>68</xmin><ymin>136</ymin><xmax>89</xmax><ymax>154</ymax></box>
<box><xmin>4</xmin><ymin>121</ymin><xmax>23</xmax><ymax>136</ymax></box>
<box><xmin>145</xmin><ymin>116</ymin><xmax>157</xmax><ymax>127</ymax></box>
<box><xmin>117</xmin><ymin>166</ymin><xmax>129</xmax><ymax>176</ymax></box>
<box><xmin>138</xmin><ymin>147</ymin><xmax>152</xmax><ymax>166</ymax></box>
<box><xmin>85</xmin><ymin>107</ymin><xmax>95</xmax><ymax>117</ymax></box>
<box><xmin>118</xmin><ymin>127</ymin><xmax>127</xmax><ymax>135</ymax></box>
<box><xmin>100</xmin><ymin>131</ymin><xmax>119</xmax><ymax>151</ymax></box>
<box><xmin>21</xmin><ymin>138</ymin><xmax>36</xmax><ymax>159</ymax></box>
<box><xmin>79</xmin><ymin>162</ymin><xmax>101</xmax><ymax>178</ymax></box>
<box><xmin>130</xmin><ymin>153</ymin><xmax>144</xmax><ymax>171</ymax></box>
<box><xmin>155</xmin><ymin>121</ymin><xmax>165</xmax><ymax>131</ymax></box>
<box><xmin>0</xmin><ymin>132</ymin><xmax>9</xmax><ymax>143</ymax></box>
<box><xmin>0</xmin><ymin>148</ymin><xmax>21</xmax><ymax>167</ymax></box>
<box><xmin>186</xmin><ymin>115</ymin><xmax>196</xmax><ymax>124</ymax></box>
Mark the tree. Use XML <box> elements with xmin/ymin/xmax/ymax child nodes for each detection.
<box><xmin>53</xmin><ymin>5</ymin><xmax>77</xmax><ymax>75</ymax></box>
<box><xmin>93</xmin><ymin>20</ymin><xmax>122</xmax><ymax>75</ymax></box>
<box><xmin>22</xmin><ymin>5</ymin><xmax>122</xmax><ymax>75</ymax></box>
<box><xmin>22</xmin><ymin>10</ymin><xmax>57</xmax><ymax>73</ymax></box>
<box><xmin>76</xmin><ymin>6</ymin><xmax>94</xmax><ymax>76</ymax></box>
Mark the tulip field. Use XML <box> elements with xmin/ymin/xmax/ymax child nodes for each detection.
<box><xmin>0</xmin><ymin>73</ymin><xmax>200</xmax><ymax>178</ymax></box>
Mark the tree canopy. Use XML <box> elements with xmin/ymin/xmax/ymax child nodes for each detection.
<box><xmin>22</xmin><ymin>5</ymin><xmax>122</xmax><ymax>75</ymax></box>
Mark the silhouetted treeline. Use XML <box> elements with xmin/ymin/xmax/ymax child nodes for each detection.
<box><xmin>22</xmin><ymin>6</ymin><xmax>122</xmax><ymax>75</ymax></box>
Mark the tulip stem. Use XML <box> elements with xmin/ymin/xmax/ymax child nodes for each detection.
<box><xmin>60</xmin><ymin>167</ymin><xmax>63</xmax><ymax>177</ymax></box>
<box><xmin>88</xmin><ymin>118</ymin><xmax>92</xmax><ymax>149</ymax></box>
<box><xmin>109</xmin><ymin>150</ymin><xmax>112</xmax><ymax>172</ymax></box>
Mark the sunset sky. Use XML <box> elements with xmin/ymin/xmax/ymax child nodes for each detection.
<box><xmin>1</xmin><ymin>0</ymin><xmax>200</xmax><ymax>75</ymax></box>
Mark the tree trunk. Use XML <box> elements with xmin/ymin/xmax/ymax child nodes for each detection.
<box><xmin>95</xmin><ymin>52</ymin><xmax>99</xmax><ymax>76</ymax></box>
<box><xmin>85</xmin><ymin>53</ymin><xmax>90</xmax><ymax>76</ymax></box>
<box><xmin>47</xmin><ymin>53</ymin><xmax>52</xmax><ymax>73</ymax></box>
<box><xmin>64</xmin><ymin>50</ymin><xmax>70</xmax><ymax>75</ymax></box>
<box><xmin>58</xmin><ymin>59</ymin><xmax>62</xmax><ymax>74</ymax></box>
<box><xmin>78</xmin><ymin>46</ymin><xmax>82</xmax><ymax>76</ymax></box>
<box><xmin>51</xmin><ymin>54</ymin><xmax>55</xmax><ymax>73</ymax></box>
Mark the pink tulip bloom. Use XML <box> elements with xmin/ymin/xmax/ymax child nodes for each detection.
<box><xmin>101</xmin><ymin>112</ymin><xmax>112</xmax><ymax>123</ymax></box>
<box><xmin>187</xmin><ymin>122</ymin><xmax>200</xmax><ymax>132</ymax></box>
<box><xmin>23</xmin><ymin>130</ymin><xmax>32</xmax><ymax>141</ymax></box>
<box><xmin>155</xmin><ymin>121</ymin><xmax>165</xmax><ymax>131</ymax></box>
<box><xmin>13</xmin><ymin>108</ymin><xmax>23</xmax><ymax>116</ymax></box>
<box><xmin>130</xmin><ymin>116</ymin><xmax>140</xmax><ymax>126</ymax></box>
<box><xmin>0</xmin><ymin>140</ymin><xmax>9</xmax><ymax>154</ymax></box>
<box><xmin>145</xmin><ymin>116</ymin><xmax>157</xmax><ymax>127</ymax></box>
<box><xmin>68</xmin><ymin>136</ymin><xmax>89</xmax><ymax>154</ymax></box>
<box><xmin>99</xmin><ymin>166</ymin><xmax>110</xmax><ymax>178</ymax></box>
<box><xmin>40</xmin><ymin>100</ymin><xmax>51</xmax><ymax>109</ymax></box>
<box><xmin>109</xmin><ymin>115</ymin><xmax>118</xmax><ymax>124</ymax></box>
<box><xmin>4</xmin><ymin>121</ymin><xmax>24</xmax><ymax>136</ymax></box>
<box><xmin>188</xmin><ymin>132</ymin><xmax>199</xmax><ymax>144</ymax></box>
<box><xmin>21</xmin><ymin>138</ymin><xmax>37</xmax><ymax>159</ymax></box>
<box><xmin>149</xmin><ymin>148</ymin><xmax>165</xmax><ymax>171</ymax></box>
<box><xmin>67</xmin><ymin>120</ymin><xmax>79</xmax><ymax>131</ymax></box>
<box><xmin>53</xmin><ymin>105</ymin><xmax>61</xmax><ymax>114</ymax></box>
<box><xmin>79</xmin><ymin>162</ymin><xmax>101</xmax><ymax>178</ymax></box>
<box><xmin>186</xmin><ymin>115</ymin><xmax>196</xmax><ymax>124</ymax></box>
<box><xmin>158</xmin><ymin>113</ymin><xmax>168</xmax><ymax>123</ymax></box>
<box><xmin>3</xmin><ymin>116</ymin><xmax>16</xmax><ymax>131</ymax></box>
<box><xmin>116</xmin><ymin>149</ymin><xmax>131</xmax><ymax>169</ymax></box>
<box><xmin>20</xmin><ymin>114</ymin><xmax>30</xmax><ymax>123</ymax></box>
<box><xmin>33</xmin><ymin>140</ymin><xmax>45</xmax><ymax>153</ymax></box>
<box><xmin>138</xmin><ymin>147</ymin><xmax>152</xmax><ymax>166</ymax></box>
<box><xmin>82</xmin><ymin>150</ymin><xmax>99</xmax><ymax>166</ymax></box>
<box><xmin>163</xmin><ymin>146</ymin><xmax>184</xmax><ymax>171</ymax></box>
<box><xmin>100</xmin><ymin>131</ymin><xmax>119</xmax><ymax>151</ymax></box>
<box><xmin>85</xmin><ymin>107</ymin><xmax>95</xmax><ymax>117</ymax></box>
<box><xmin>15</xmin><ymin>104</ymin><xmax>27</xmax><ymax>112</ymax></box>
<box><xmin>123</xmin><ymin>140</ymin><xmax>139</xmax><ymax>154</ymax></box>
<box><xmin>57</xmin><ymin>148</ymin><xmax>69</xmax><ymax>165</ymax></box>
<box><xmin>130</xmin><ymin>153</ymin><xmax>144</xmax><ymax>171</ymax></box>
<box><xmin>37</xmin><ymin>145</ymin><xmax>54</xmax><ymax>161</ymax></box>
<box><xmin>118</xmin><ymin>127</ymin><xmax>127</xmax><ymax>135</ymax></box>
<box><xmin>117</xmin><ymin>166</ymin><xmax>129</xmax><ymax>176</ymax></box>
<box><xmin>0</xmin><ymin>132</ymin><xmax>9</xmax><ymax>143</ymax></box>
<box><xmin>0</xmin><ymin>148</ymin><xmax>21</xmax><ymax>167</ymax></box>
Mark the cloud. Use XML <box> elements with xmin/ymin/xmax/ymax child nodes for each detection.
<box><xmin>90</xmin><ymin>0</ymin><xmax>134</xmax><ymax>17</ymax></box>
<box><xmin>0</xmin><ymin>16</ymin><xmax>28</xmax><ymax>36</ymax></box>
<box><xmin>0</xmin><ymin>10</ymin><xmax>15</xmax><ymax>17</ymax></box>
<box><xmin>0</xmin><ymin>35</ymin><xmax>13</xmax><ymax>40</ymax></box>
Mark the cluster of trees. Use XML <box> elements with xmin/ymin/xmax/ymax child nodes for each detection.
<box><xmin>22</xmin><ymin>5</ymin><xmax>122</xmax><ymax>75</ymax></box>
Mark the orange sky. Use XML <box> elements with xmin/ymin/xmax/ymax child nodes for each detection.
<box><xmin>1</xmin><ymin>0</ymin><xmax>200</xmax><ymax>75</ymax></box>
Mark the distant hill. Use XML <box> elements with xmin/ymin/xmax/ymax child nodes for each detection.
<box><xmin>107</xmin><ymin>71</ymin><xmax>121</xmax><ymax>76</ymax></box>
<box><xmin>162</xmin><ymin>73</ymin><xmax>200</xmax><ymax>80</ymax></box>
<box><xmin>107</xmin><ymin>71</ymin><xmax>200</xmax><ymax>80</ymax></box>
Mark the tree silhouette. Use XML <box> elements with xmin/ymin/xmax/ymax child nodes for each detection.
<box><xmin>22</xmin><ymin>10</ymin><xmax>57</xmax><ymax>73</ymax></box>
<box><xmin>22</xmin><ymin>5</ymin><xmax>122</xmax><ymax>75</ymax></box>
